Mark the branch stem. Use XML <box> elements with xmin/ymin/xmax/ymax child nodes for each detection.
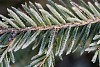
<box><xmin>0</xmin><ymin>18</ymin><xmax>100</xmax><ymax>34</ymax></box>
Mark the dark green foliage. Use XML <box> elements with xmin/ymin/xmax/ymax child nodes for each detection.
<box><xmin>0</xmin><ymin>0</ymin><xmax>100</xmax><ymax>67</ymax></box>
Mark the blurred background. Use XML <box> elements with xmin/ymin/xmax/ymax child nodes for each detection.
<box><xmin>0</xmin><ymin>0</ymin><xmax>99</xmax><ymax>67</ymax></box>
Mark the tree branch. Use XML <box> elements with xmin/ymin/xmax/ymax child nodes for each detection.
<box><xmin>0</xmin><ymin>18</ymin><xmax>100</xmax><ymax>34</ymax></box>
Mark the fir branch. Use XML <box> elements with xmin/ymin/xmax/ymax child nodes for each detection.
<box><xmin>0</xmin><ymin>17</ymin><xmax>100</xmax><ymax>34</ymax></box>
<box><xmin>0</xmin><ymin>0</ymin><xmax>100</xmax><ymax>67</ymax></box>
